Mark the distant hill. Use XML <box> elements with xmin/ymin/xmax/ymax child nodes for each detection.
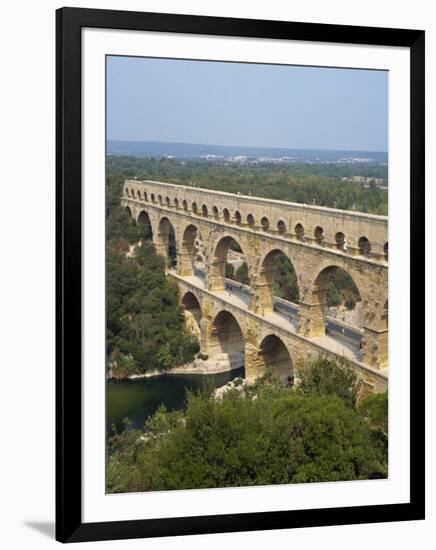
<box><xmin>107</xmin><ymin>140</ymin><xmax>387</xmax><ymax>165</ymax></box>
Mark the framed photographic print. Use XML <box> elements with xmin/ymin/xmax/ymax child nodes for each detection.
<box><xmin>56</xmin><ymin>7</ymin><xmax>425</xmax><ymax>543</ymax></box>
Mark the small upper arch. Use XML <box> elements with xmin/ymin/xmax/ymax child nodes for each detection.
<box><xmin>314</xmin><ymin>226</ymin><xmax>324</xmax><ymax>245</ymax></box>
<box><xmin>294</xmin><ymin>223</ymin><xmax>305</xmax><ymax>241</ymax></box>
<box><xmin>358</xmin><ymin>236</ymin><xmax>371</xmax><ymax>256</ymax></box>
<box><xmin>261</xmin><ymin>216</ymin><xmax>270</xmax><ymax>231</ymax></box>
<box><xmin>277</xmin><ymin>220</ymin><xmax>287</xmax><ymax>235</ymax></box>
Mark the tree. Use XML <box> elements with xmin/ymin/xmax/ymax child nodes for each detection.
<box><xmin>235</xmin><ymin>262</ymin><xmax>249</xmax><ymax>285</ymax></box>
<box><xmin>106</xmin><ymin>371</ymin><xmax>386</xmax><ymax>493</ymax></box>
<box><xmin>225</xmin><ymin>262</ymin><xmax>235</xmax><ymax>279</ymax></box>
<box><xmin>106</xmin><ymin>175</ymin><xmax>200</xmax><ymax>377</ymax></box>
<box><xmin>297</xmin><ymin>355</ymin><xmax>362</xmax><ymax>409</ymax></box>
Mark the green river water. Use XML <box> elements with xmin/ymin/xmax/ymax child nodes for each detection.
<box><xmin>107</xmin><ymin>368</ymin><xmax>244</xmax><ymax>432</ymax></box>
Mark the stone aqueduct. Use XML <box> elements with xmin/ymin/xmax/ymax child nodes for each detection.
<box><xmin>121</xmin><ymin>179</ymin><xmax>389</xmax><ymax>393</ymax></box>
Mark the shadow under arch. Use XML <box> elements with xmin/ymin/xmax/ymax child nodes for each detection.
<box><xmin>309</xmin><ymin>264</ymin><xmax>363</xmax><ymax>338</ymax></box>
<box><xmin>157</xmin><ymin>216</ymin><xmax>177</xmax><ymax>268</ymax></box>
<box><xmin>178</xmin><ymin>223</ymin><xmax>203</xmax><ymax>277</ymax></box>
<box><xmin>181</xmin><ymin>291</ymin><xmax>202</xmax><ymax>338</ymax></box>
<box><xmin>257</xmin><ymin>334</ymin><xmax>294</xmax><ymax>384</ymax></box>
<box><xmin>137</xmin><ymin>210</ymin><xmax>153</xmax><ymax>240</ymax></box>
<box><xmin>209</xmin><ymin>235</ymin><xmax>250</xmax><ymax>292</ymax></box>
<box><xmin>209</xmin><ymin>310</ymin><xmax>245</xmax><ymax>372</ymax></box>
<box><xmin>257</xmin><ymin>249</ymin><xmax>300</xmax><ymax>316</ymax></box>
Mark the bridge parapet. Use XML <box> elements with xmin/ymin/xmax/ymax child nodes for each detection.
<box><xmin>123</xmin><ymin>179</ymin><xmax>388</xmax><ymax>259</ymax></box>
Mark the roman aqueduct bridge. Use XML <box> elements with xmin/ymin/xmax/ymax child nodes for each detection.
<box><xmin>122</xmin><ymin>179</ymin><xmax>389</xmax><ymax>393</ymax></box>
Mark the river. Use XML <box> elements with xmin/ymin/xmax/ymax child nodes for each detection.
<box><xmin>107</xmin><ymin>368</ymin><xmax>244</xmax><ymax>432</ymax></box>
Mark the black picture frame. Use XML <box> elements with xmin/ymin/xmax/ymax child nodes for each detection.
<box><xmin>56</xmin><ymin>7</ymin><xmax>425</xmax><ymax>543</ymax></box>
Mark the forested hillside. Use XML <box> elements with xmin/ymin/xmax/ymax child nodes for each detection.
<box><xmin>106</xmin><ymin>172</ymin><xmax>199</xmax><ymax>378</ymax></box>
<box><xmin>107</xmin><ymin>155</ymin><xmax>388</xmax><ymax>215</ymax></box>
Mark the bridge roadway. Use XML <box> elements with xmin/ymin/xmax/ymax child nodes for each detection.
<box><xmin>193</xmin><ymin>267</ymin><xmax>363</xmax><ymax>349</ymax></box>
<box><xmin>170</xmin><ymin>268</ymin><xmax>365</xmax><ymax>364</ymax></box>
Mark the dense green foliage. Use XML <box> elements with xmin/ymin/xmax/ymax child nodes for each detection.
<box><xmin>326</xmin><ymin>269</ymin><xmax>361</xmax><ymax>309</ymax></box>
<box><xmin>107</xmin><ymin>360</ymin><xmax>388</xmax><ymax>493</ymax></box>
<box><xmin>297</xmin><ymin>355</ymin><xmax>362</xmax><ymax>409</ymax></box>
<box><xmin>106</xmin><ymin>173</ymin><xmax>199</xmax><ymax>378</ymax></box>
<box><xmin>107</xmin><ymin>155</ymin><xmax>388</xmax><ymax>214</ymax></box>
<box><xmin>272</xmin><ymin>255</ymin><xmax>300</xmax><ymax>303</ymax></box>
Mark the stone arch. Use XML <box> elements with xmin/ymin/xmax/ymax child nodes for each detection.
<box><xmin>277</xmin><ymin>220</ymin><xmax>286</xmax><ymax>235</ymax></box>
<box><xmin>156</xmin><ymin>217</ymin><xmax>177</xmax><ymax>267</ymax></box>
<box><xmin>165</xmin><ymin>196</ymin><xmax>171</xmax><ymax>207</ymax></box>
<box><xmin>137</xmin><ymin>210</ymin><xmax>153</xmax><ymax>240</ymax></box>
<box><xmin>383</xmin><ymin>242</ymin><xmax>388</xmax><ymax>260</ymax></box>
<box><xmin>212</xmin><ymin>206</ymin><xmax>219</xmax><ymax>219</ymax></box>
<box><xmin>181</xmin><ymin>291</ymin><xmax>202</xmax><ymax>338</ymax></box>
<box><xmin>201</xmin><ymin>204</ymin><xmax>208</xmax><ymax>217</ymax></box>
<box><xmin>358</xmin><ymin>236</ymin><xmax>371</xmax><ymax>256</ymax></box>
<box><xmin>151</xmin><ymin>193</ymin><xmax>156</xmax><ymax>203</ymax></box>
<box><xmin>234</xmin><ymin>210</ymin><xmax>242</xmax><ymax>224</ymax></box>
<box><xmin>178</xmin><ymin>224</ymin><xmax>201</xmax><ymax>276</ymax></box>
<box><xmin>257</xmin><ymin>334</ymin><xmax>294</xmax><ymax>383</ymax></box>
<box><xmin>314</xmin><ymin>226</ymin><xmax>324</xmax><ymax>245</ymax></box>
<box><xmin>158</xmin><ymin>194</ymin><xmax>163</xmax><ymax>205</ymax></box>
<box><xmin>182</xmin><ymin>199</ymin><xmax>188</xmax><ymax>211</ymax></box>
<box><xmin>208</xmin><ymin>235</ymin><xmax>251</xmax><ymax>292</ymax></box>
<box><xmin>295</xmin><ymin>223</ymin><xmax>305</xmax><ymax>241</ymax></box>
<box><xmin>143</xmin><ymin>191</ymin><xmax>148</xmax><ymax>202</ymax></box>
<box><xmin>247</xmin><ymin>214</ymin><xmax>255</xmax><ymax>228</ymax></box>
<box><xmin>192</xmin><ymin>202</ymin><xmax>198</xmax><ymax>214</ymax></box>
<box><xmin>125</xmin><ymin>205</ymin><xmax>132</xmax><ymax>219</ymax></box>
<box><xmin>304</xmin><ymin>263</ymin><xmax>363</xmax><ymax>338</ymax></box>
<box><xmin>256</xmin><ymin>248</ymin><xmax>300</xmax><ymax>316</ymax></box>
<box><xmin>261</xmin><ymin>216</ymin><xmax>270</xmax><ymax>231</ymax></box>
<box><xmin>208</xmin><ymin>310</ymin><xmax>245</xmax><ymax>371</ymax></box>
<box><xmin>223</xmin><ymin>208</ymin><xmax>230</xmax><ymax>222</ymax></box>
<box><xmin>174</xmin><ymin>198</ymin><xmax>179</xmax><ymax>209</ymax></box>
<box><xmin>335</xmin><ymin>232</ymin><xmax>346</xmax><ymax>251</ymax></box>
<box><xmin>136</xmin><ymin>190</ymin><xmax>141</xmax><ymax>200</ymax></box>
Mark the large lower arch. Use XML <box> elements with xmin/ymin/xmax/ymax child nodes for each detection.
<box><xmin>181</xmin><ymin>291</ymin><xmax>202</xmax><ymax>338</ymax></box>
<box><xmin>156</xmin><ymin>217</ymin><xmax>177</xmax><ymax>267</ymax></box>
<box><xmin>255</xmin><ymin>249</ymin><xmax>299</xmax><ymax>317</ymax></box>
<box><xmin>178</xmin><ymin>224</ymin><xmax>202</xmax><ymax>277</ymax></box>
<box><xmin>302</xmin><ymin>264</ymin><xmax>362</xmax><ymax>339</ymax></box>
<box><xmin>137</xmin><ymin>210</ymin><xmax>153</xmax><ymax>240</ymax></box>
<box><xmin>257</xmin><ymin>334</ymin><xmax>293</xmax><ymax>384</ymax></box>
<box><xmin>208</xmin><ymin>236</ymin><xmax>250</xmax><ymax>292</ymax></box>
<box><xmin>208</xmin><ymin>310</ymin><xmax>245</xmax><ymax>371</ymax></box>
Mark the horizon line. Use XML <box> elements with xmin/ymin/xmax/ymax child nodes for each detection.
<box><xmin>107</xmin><ymin>138</ymin><xmax>388</xmax><ymax>155</ymax></box>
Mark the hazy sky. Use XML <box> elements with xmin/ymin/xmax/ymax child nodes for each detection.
<box><xmin>107</xmin><ymin>56</ymin><xmax>388</xmax><ymax>152</ymax></box>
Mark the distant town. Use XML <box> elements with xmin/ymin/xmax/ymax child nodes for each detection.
<box><xmin>108</xmin><ymin>140</ymin><xmax>388</xmax><ymax>166</ymax></box>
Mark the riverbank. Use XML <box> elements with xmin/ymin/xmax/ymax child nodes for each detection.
<box><xmin>108</xmin><ymin>351</ymin><xmax>245</xmax><ymax>380</ymax></box>
<box><xmin>107</xmin><ymin>366</ymin><xmax>245</xmax><ymax>430</ymax></box>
